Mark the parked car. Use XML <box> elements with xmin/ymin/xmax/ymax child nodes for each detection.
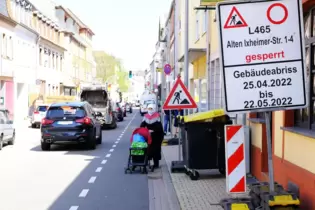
<box><xmin>135</xmin><ymin>100</ymin><xmax>140</xmax><ymax>107</ymax></box>
<box><xmin>126</xmin><ymin>103</ymin><xmax>132</xmax><ymax>113</ymax></box>
<box><xmin>0</xmin><ymin>109</ymin><xmax>15</xmax><ymax>150</ymax></box>
<box><xmin>40</xmin><ymin>101</ymin><xmax>102</xmax><ymax>151</ymax></box>
<box><xmin>114</xmin><ymin>102</ymin><xmax>124</xmax><ymax>122</ymax></box>
<box><xmin>120</xmin><ymin>102</ymin><xmax>127</xmax><ymax>117</ymax></box>
<box><xmin>30</xmin><ymin>104</ymin><xmax>49</xmax><ymax>128</ymax></box>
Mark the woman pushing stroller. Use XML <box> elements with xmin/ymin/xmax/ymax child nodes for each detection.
<box><xmin>140</xmin><ymin>104</ymin><xmax>164</xmax><ymax>168</ymax></box>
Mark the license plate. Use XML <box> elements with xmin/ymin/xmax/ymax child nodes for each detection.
<box><xmin>57</xmin><ymin>121</ymin><xmax>73</xmax><ymax>125</ymax></box>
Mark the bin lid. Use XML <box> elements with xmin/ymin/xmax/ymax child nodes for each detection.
<box><xmin>179</xmin><ymin>109</ymin><xmax>225</xmax><ymax>123</ymax></box>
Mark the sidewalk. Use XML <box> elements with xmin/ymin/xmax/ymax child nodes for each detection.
<box><xmin>162</xmin><ymin>145</ymin><xmax>249</xmax><ymax>210</ymax></box>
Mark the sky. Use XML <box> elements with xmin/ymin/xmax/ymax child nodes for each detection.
<box><xmin>54</xmin><ymin>0</ymin><xmax>172</xmax><ymax>71</ymax></box>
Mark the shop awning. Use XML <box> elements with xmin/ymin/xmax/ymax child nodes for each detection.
<box><xmin>178</xmin><ymin>48</ymin><xmax>206</xmax><ymax>63</ymax></box>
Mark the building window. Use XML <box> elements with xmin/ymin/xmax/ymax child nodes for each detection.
<box><xmin>7</xmin><ymin>36</ymin><xmax>13</xmax><ymax>59</ymax></box>
<box><xmin>60</xmin><ymin>56</ymin><xmax>63</xmax><ymax>71</ymax></box>
<box><xmin>2</xmin><ymin>34</ymin><xmax>7</xmax><ymax>57</ymax></box>
<box><xmin>294</xmin><ymin>8</ymin><xmax>315</xmax><ymax>129</ymax></box>
<box><xmin>203</xmin><ymin>11</ymin><xmax>207</xmax><ymax>33</ymax></box>
<box><xmin>52</xmin><ymin>53</ymin><xmax>55</xmax><ymax>69</ymax></box>
<box><xmin>39</xmin><ymin>48</ymin><xmax>42</xmax><ymax>66</ymax></box>
<box><xmin>56</xmin><ymin>55</ymin><xmax>59</xmax><ymax>70</ymax></box>
<box><xmin>195</xmin><ymin>11</ymin><xmax>199</xmax><ymax>41</ymax></box>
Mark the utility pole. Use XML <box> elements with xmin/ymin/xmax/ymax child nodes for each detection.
<box><xmin>184</xmin><ymin>0</ymin><xmax>189</xmax><ymax>115</ymax></box>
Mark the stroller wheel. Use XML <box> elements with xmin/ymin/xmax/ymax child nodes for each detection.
<box><xmin>142</xmin><ymin>167</ymin><xmax>148</xmax><ymax>174</ymax></box>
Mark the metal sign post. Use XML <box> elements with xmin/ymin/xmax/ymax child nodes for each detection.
<box><xmin>264</xmin><ymin>111</ymin><xmax>275</xmax><ymax>191</ymax></box>
<box><xmin>217</xmin><ymin>0</ymin><xmax>307</xmax><ymax>193</ymax></box>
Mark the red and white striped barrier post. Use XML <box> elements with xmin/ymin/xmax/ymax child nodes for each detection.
<box><xmin>224</xmin><ymin>125</ymin><xmax>246</xmax><ymax>194</ymax></box>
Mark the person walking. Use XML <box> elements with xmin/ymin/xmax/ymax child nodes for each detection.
<box><xmin>140</xmin><ymin>104</ymin><xmax>164</xmax><ymax>168</ymax></box>
<box><xmin>163</xmin><ymin>109</ymin><xmax>171</xmax><ymax>135</ymax></box>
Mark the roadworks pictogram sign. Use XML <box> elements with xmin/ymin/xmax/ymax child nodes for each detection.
<box><xmin>224</xmin><ymin>6</ymin><xmax>248</xmax><ymax>29</ymax></box>
<box><xmin>163</xmin><ymin>77</ymin><xmax>197</xmax><ymax>110</ymax></box>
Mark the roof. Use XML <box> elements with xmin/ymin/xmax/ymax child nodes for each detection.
<box><xmin>0</xmin><ymin>0</ymin><xmax>9</xmax><ymax>17</ymax></box>
<box><xmin>55</xmin><ymin>5</ymin><xmax>95</xmax><ymax>35</ymax></box>
<box><xmin>50</xmin><ymin>101</ymin><xmax>86</xmax><ymax>107</ymax></box>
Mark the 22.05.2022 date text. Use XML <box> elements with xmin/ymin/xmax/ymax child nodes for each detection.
<box><xmin>244</xmin><ymin>97</ymin><xmax>293</xmax><ymax>109</ymax></box>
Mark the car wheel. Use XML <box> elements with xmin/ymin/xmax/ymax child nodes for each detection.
<box><xmin>8</xmin><ymin>131</ymin><xmax>15</xmax><ymax>145</ymax></box>
<box><xmin>31</xmin><ymin>123</ymin><xmax>36</xmax><ymax>128</ymax></box>
<box><xmin>97</xmin><ymin>130</ymin><xmax>102</xmax><ymax>144</ymax></box>
<box><xmin>41</xmin><ymin>142</ymin><xmax>50</xmax><ymax>151</ymax></box>
<box><xmin>87</xmin><ymin>130</ymin><xmax>96</xmax><ymax>150</ymax></box>
<box><xmin>0</xmin><ymin>135</ymin><xmax>3</xmax><ymax>150</ymax></box>
<box><xmin>111</xmin><ymin>121</ymin><xmax>117</xmax><ymax>129</ymax></box>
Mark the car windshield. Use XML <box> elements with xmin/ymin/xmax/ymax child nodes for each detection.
<box><xmin>144</xmin><ymin>100</ymin><xmax>155</xmax><ymax>105</ymax></box>
<box><xmin>46</xmin><ymin>106</ymin><xmax>85</xmax><ymax>120</ymax></box>
<box><xmin>37</xmin><ymin>106</ymin><xmax>48</xmax><ymax>112</ymax></box>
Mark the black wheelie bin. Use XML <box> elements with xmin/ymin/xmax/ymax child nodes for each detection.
<box><xmin>178</xmin><ymin>109</ymin><xmax>233</xmax><ymax>180</ymax></box>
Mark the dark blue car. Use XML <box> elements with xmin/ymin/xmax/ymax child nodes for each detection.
<box><xmin>40</xmin><ymin>101</ymin><xmax>102</xmax><ymax>151</ymax></box>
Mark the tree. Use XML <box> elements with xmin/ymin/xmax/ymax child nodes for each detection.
<box><xmin>93</xmin><ymin>51</ymin><xmax>130</xmax><ymax>92</ymax></box>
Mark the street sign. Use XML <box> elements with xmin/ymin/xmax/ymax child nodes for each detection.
<box><xmin>163</xmin><ymin>76</ymin><xmax>197</xmax><ymax>110</ymax></box>
<box><xmin>217</xmin><ymin>0</ymin><xmax>307</xmax><ymax>113</ymax></box>
<box><xmin>164</xmin><ymin>64</ymin><xmax>172</xmax><ymax>75</ymax></box>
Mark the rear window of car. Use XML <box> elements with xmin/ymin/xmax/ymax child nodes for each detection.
<box><xmin>46</xmin><ymin>106</ymin><xmax>86</xmax><ymax>119</ymax></box>
<box><xmin>37</xmin><ymin>106</ymin><xmax>48</xmax><ymax>112</ymax></box>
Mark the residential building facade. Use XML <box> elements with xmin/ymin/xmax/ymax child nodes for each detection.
<box><xmin>55</xmin><ymin>5</ymin><xmax>95</xmax><ymax>96</ymax></box>
<box><xmin>8</xmin><ymin>0</ymin><xmax>39</xmax><ymax>124</ymax></box>
<box><xmin>0</xmin><ymin>0</ymin><xmax>16</xmax><ymax>120</ymax></box>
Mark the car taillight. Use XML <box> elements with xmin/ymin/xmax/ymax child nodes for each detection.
<box><xmin>41</xmin><ymin>118</ymin><xmax>54</xmax><ymax>125</ymax></box>
<box><xmin>34</xmin><ymin>111</ymin><xmax>39</xmax><ymax>114</ymax></box>
<box><xmin>76</xmin><ymin>117</ymin><xmax>92</xmax><ymax>125</ymax></box>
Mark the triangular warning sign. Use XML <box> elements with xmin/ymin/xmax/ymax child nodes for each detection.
<box><xmin>163</xmin><ymin>77</ymin><xmax>197</xmax><ymax>110</ymax></box>
<box><xmin>224</xmin><ymin>6</ymin><xmax>248</xmax><ymax>29</ymax></box>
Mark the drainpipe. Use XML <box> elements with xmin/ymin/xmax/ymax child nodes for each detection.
<box><xmin>205</xmin><ymin>10</ymin><xmax>210</xmax><ymax>111</ymax></box>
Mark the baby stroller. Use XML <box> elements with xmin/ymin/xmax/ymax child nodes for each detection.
<box><xmin>124</xmin><ymin>127</ymin><xmax>155</xmax><ymax>174</ymax></box>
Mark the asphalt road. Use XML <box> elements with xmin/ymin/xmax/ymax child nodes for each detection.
<box><xmin>0</xmin><ymin>112</ymin><xmax>149</xmax><ymax>210</ymax></box>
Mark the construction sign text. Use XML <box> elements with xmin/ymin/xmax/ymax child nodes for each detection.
<box><xmin>217</xmin><ymin>0</ymin><xmax>307</xmax><ymax>113</ymax></box>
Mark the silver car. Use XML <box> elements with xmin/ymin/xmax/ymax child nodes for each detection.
<box><xmin>30</xmin><ymin>104</ymin><xmax>49</xmax><ymax>128</ymax></box>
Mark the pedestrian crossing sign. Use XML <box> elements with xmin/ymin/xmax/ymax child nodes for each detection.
<box><xmin>224</xmin><ymin>6</ymin><xmax>248</xmax><ymax>29</ymax></box>
<box><xmin>163</xmin><ymin>77</ymin><xmax>197</xmax><ymax>110</ymax></box>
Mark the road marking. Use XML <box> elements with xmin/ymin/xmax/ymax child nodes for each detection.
<box><xmin>109</xmin><ymin>149</ymin><xmax>114</xmax><ymax>152</ymax></box>
<box><xmin>95</xmin><ymin>167</ymin><xmax>102</xmax><ymax>172</ymax></box>
<box><xmin>117</xmin><ymin>138</ymin><xmax>120</xmax><ymax>140</ymax></box>
<box><xmin>115</xmin><ymin>141</ymin><xmax>119</xmax><ymax>144</ymax></box>
<box><xmin>112</xmin><ymin>144</ymin><xmax>116</xmax><ymax>147</ymax></box>
<box><xmin>106</xmin><ymin>154</ymin><xmax>111</xmax><ymax>158</ymax></box>
<box><xmin>69</xmin><ymin>206</ymin><xmax>79</xmax><ymax>210</ymax></box>
<box><xmin>88</xmin><ymin>176</ymin><xmax>97</xmax><ymax>183</ymax></box>
<box><xmin>101</xmin><ymin>159</ymin><xmax>107</xmax><ymax>164</ymax></box>
<box><xmin>79</xmin><ymin>189</ymin><xmax>89</xmax><ymax>197</ymax></box>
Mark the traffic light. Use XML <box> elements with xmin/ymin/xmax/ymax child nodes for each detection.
<box><xmin>129</xmin><ymin>71</ymin><xmax>132</xmax><ymax>79</ymax></box>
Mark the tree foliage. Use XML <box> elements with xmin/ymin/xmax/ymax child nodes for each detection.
<box><xmin>93</xmin><ymin>51</ymin><xmax>130</xmax><ymax>92</ymax></box>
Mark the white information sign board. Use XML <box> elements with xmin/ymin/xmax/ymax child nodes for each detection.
<box><xmin>216</xmin><ymin>0</ymin><xmax>307</xmax><ymax>113</ymax></box>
